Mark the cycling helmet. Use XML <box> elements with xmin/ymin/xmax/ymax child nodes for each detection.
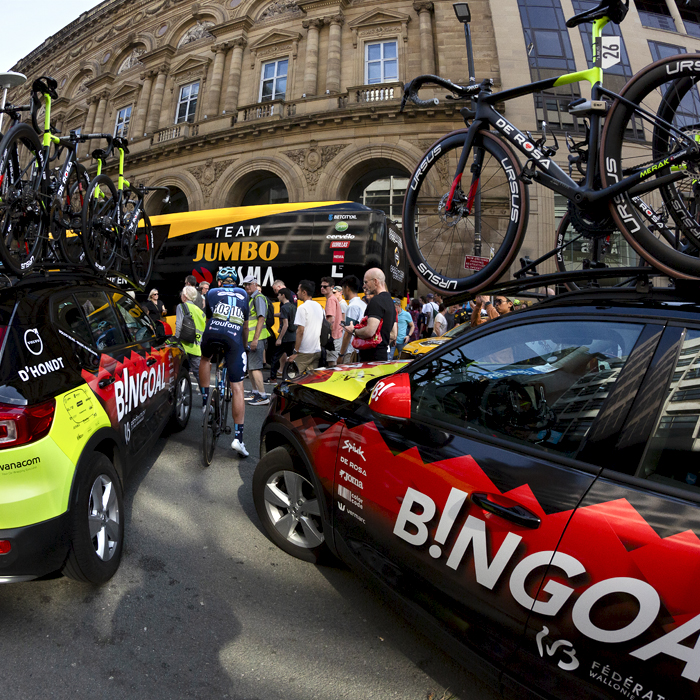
<box><xmin>217</xmin><ymin>267</ymin><xmax>238</xmax><ymax>286</ymax></box>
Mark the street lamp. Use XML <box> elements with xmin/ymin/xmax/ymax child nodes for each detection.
<box><xmin>452</xmin><ymin>4</ymin><xmax>482</xmax><ymax>257</ymax></box>
<box><xmin>0</xmin><ymin>72</ymin><xmax>26</xmax><ymax>134</ymax></box>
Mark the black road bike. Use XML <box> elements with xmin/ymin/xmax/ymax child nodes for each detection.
<box><xmin>81</xmin><ymin>136</ymin><xmax>168</xmax><ymax>287</ymax></box>
<box><xmin>0</xmin><ymin>77</ymin><xmax>110</xmax><ymax>275</ymax></box>
<box><xmin>401</xmin><ymin>0</ymin><xmax>700</xmax><ymax>293</ymax></box>
<box><xmin>202</xmin><ymin>343</ymin><xmax>232</xmax><ymax>467</ymax></box>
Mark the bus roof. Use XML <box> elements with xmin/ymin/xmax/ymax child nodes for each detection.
<box><xmin>149</xmin><ymin>201</ymin><xmax>373</xmax><ymax>239</ymax></box>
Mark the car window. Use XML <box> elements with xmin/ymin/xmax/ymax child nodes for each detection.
<box><xmin>112</xmin><ymin>293</ymin><xmax>155</xmax><ymax>343</ymax></box>
<box><xmin>54</xmin><ymin>294</ymin><xmax>94</xmax><ymax>348</ymax></box>
<box><xmin>638</xmin><ymin>328</ymin><xmax>700</xmax><ymax>493</ymax></box>
<box><xmin>74</xmin><ymin>290</ymin><xmax>125</xmax><ymax>350</ymax></box>
<box><xmin>410</xmin><ymin>320</ymin><xmax>644</xmax><ymax>459</ymax></box>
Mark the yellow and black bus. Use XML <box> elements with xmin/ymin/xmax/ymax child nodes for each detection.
<box><xmin>145</xmin><ymin>201</ymin><xmax>411</xmax><ymax>311</ymax></box>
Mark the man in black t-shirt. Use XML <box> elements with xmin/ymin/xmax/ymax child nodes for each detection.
<box><xmin>344</xmin><ymin>268</ymin><xmax>397</xmax><ymax>362</ymax></box>
<box><xmin>269</xmin><ymin>288</ymin><xmax>297</xmax><ymax>381</ymax></box>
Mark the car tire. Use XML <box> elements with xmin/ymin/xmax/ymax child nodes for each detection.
<box><xmin>253</xmin><ymin>446</ymin><xmax>329</xmax><ymax>564</ymax></box>
<box><xmin>63</xmin><ymin>452</ymin><xmax>124</xmax><ymax>584</ymax></box>
<box><xmin>168</xmin><ymin>365</ymin><xmax>192</xmax><ymax>433</ymax></box>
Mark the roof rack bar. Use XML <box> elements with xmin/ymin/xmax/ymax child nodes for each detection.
<box><xmin>447</xmin><ymin>266</ymin><xmax>667</xmax><ymax>304</ymax></box>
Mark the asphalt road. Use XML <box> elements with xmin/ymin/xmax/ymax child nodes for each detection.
<box><xmin>0</xmin><ymin>379</ymin><xmax>501</xmax><ymax>700</ymax></box>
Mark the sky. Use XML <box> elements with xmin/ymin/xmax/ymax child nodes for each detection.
<box><xmin>0</xmin><ymin>0</ymin><xmax>102</xmax><ymax>73</ymax></box>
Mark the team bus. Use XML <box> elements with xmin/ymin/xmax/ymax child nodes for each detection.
<box><xmin>145</xmin><ymin>201</ymin><xmax>412</xmax><ymax>312</ymax></box>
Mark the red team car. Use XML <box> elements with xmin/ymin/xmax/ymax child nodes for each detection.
<box><xmin>254</xmin><ymin>285</ymin><xmax>700</xmax><ymax>700</ymax></box>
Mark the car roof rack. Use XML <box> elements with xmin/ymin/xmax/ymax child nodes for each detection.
<box><xmin>448</xmin><ymin>266</ymin><xmax>669</xmax><ymax>304</ymax></box>
<box><xmin>0</xmin><ymin>263</ymin><xmax>141</xmax><ymax>291</ymax></box>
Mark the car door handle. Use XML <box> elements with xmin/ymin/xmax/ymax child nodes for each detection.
<box><xmin>98</xmin><ymin>376</ymin><xmax>116</xmax><ymax>389</ymax></box>
<box><xmin>471</xmin><ymin>492</ymin><xmax>541</xmax><ymax>529</ymax></box>
<box><xmin>146</xmin><ymin>357</ymin><xmax>157</xmax><ymax>366</ymax></box>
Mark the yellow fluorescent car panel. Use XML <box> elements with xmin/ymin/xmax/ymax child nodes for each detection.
<box><xmin>401</xmin><ymin>322</ymin><xmax>471</xmax><ymax>357</ymax></box>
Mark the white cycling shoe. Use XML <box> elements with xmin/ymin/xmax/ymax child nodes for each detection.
<box><xmin>231</xmin><ymin>439</ymin><xmax>249</xmax><ymax>458</ymax></box>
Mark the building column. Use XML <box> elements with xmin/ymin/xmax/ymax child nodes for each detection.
<box><xmin>302</xmin><ymin>18</ymin><xmax>323</xmax><ymax>97</ymax></box>
<box><xmin>145</xmin><ymin>65</ymin><xmax>168</xmax><ymax>135</ymax></box>
<box><xmin>413</xmin><ymin>1</ymin><xmax>435</xmax><ymax>75</ymax></box>
<box><xmin>665</xmin><ymin>0</ymin><xmax>687</xmax><ymax>34</ymax></box>
<box><xmin>206</xmin><ymin>42</ymin><xmax>230</xmax><ymax>118</ymax></box>
<box><xmin>91</xmin><ymin>91</ymin><xmax>110</xmax><ymax>135</ymax></box>
<box><xmin>224</xmin><ymin>38</ymin><xmax>247</xmax><ymax>115</ymax></box>
<box><xmin>80</xmin><ymin>96</ymin><xmax>98</xmax><ymax>157</ymax></box>
<box><xmin>325</xmin><ymin>15</ymin><xmax>344</xmax><ymax>94</ymax></box>
<box><xmin>131</xmin><ymin>70</ymin><xmax>155</xmax><ymax>139</ymax></box>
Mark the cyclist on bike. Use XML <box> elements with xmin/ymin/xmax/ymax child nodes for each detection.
<box><xmin>199</xmin><ymin>267</ymin><xmax>250</xmax><ymax>458</ymax></box>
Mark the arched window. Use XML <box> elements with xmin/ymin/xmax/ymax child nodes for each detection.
<box><xmin>241</xmin><ymin>177</ymin><xmax>289</xmax><ymax>206</ymax></box>
<box><xmin>148</xmin><ymin>186</ymin><xmax>189</xmax><ymax>215</ymax></box>
<box><xmin>348</xmin><ymin>168</ymin><xmax>409</xmax><ymax>218</ymax></box>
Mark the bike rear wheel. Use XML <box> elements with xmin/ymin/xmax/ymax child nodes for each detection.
<box><xmin>125</xmin><ymin>189</ymin><xmax>154</xmax><ymax>288</ymax></box>
<box><xmin>202</xmin><ymin>384</ymin><xmax>220</xmax><ymax>467</ymax></box>
<box><xmin>55</xmin><ymin>163</ymin><xmax>90</xmax><ymax>266</ymax></box>
<box><xmin>0</xmin><ymin>123</ymin><xmax>46</xmax><ymax>275</ymax></box>
<box><xmin>402</xmin><ymin>129</ymin><xmax>528</xmax><ymax>294</ymax></box>
<box><xmin>601</xmin><ymin>53</ymin><xmax>700</xmax><ymax>278</ymax></box>
<box><xmin>81</xmin><ymin>174</ymin><xmax>119</xmax><ymax>274</ymax></box>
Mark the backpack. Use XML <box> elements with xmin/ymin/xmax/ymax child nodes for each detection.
<box><xmin>178</xmin><ymin>303</ymin><xmax>197</xmax><ymax>344</ymax></box>
<box><xmin>264</xmin><ymin>295</ymin><xmax>275</xmax><ymax>332</ymax></box>
<box><xmin>320</xmin><ymin>315</ymin><xmax>335</xmax><ymax>351</ymax></box>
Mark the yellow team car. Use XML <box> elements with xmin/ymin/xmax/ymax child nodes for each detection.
<box><xmin>400</xmin><ymin>322</ymin><xmax>471</xmax><ymax>359</ymax></box>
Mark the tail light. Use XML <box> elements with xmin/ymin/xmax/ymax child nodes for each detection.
<box><xmin>0</xmin><ymin>398</ymin><xmax>56</xmax><ymax>448</ymax></box>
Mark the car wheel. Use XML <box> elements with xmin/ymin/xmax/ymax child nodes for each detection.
<box><xmin>63</xmin><ymin>452</ymin><xmax>124</xmax><ymax>584</ymax></box>
<box><xmin>168</xmin><ymin>365</ymin><xmax>192</xmax><ymax>432</ymax></box>
<box><xmin>253</xmin><ymin>446</ymin><xmax>329</xmax><ymax>564</ymax></box>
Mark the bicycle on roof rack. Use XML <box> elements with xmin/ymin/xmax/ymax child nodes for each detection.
<box><xmin>82</xmin><ymin>135</ymin><xmax>169</xmax><ymax>287</ymax></box>
<box><xmin>0</xmin><ymin>75</ymin><xmax>113</xmax><ymax>276</ymax></box>
<box><xmin>401</xmin><ymin>0</ymin><xmax>700</xmax><ymax>294</ymax></box>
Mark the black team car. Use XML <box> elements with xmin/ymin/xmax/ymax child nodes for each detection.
<box><xmin>0</xmin><ymin>274</ymin><xmax>191</xmax><ymax>585</ymax></box>
<box><xmin>254</xmin><ymin>284</ymin><xmax>700</xmax><ymax>700</ymax></box>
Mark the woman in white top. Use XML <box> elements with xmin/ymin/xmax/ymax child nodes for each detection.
<box><xmin>433</xmin><ymin>303</ymin><xmax>447</xmax><ymax>337</ymax></box>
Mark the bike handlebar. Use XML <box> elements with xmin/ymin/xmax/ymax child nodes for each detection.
<box><xmin>400</xmin><ymin>74</ymin><xmax>483</xmax><ymax>112</ymax></box>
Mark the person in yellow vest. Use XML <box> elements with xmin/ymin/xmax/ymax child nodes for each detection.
<box><xmin>242</xmin><ymin>275</ymin><xmax>271</xmax><ymax>406</ymax></box>
<box><xmin>176</xmin><ymin>286</ymin><xmax>207</xmax><ymax>398</ymax></box>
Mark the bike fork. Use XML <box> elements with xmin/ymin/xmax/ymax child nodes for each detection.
<box><xmin>446</xmin><ymin>120</ymin><xmax>486</xmax><ymax>212</ymax></box>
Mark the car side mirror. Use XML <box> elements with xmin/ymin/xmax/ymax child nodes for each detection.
<box><xmin>368</xmin><ymin>373</ymin><xmax>411</xmax><ymax>420</ymax></box>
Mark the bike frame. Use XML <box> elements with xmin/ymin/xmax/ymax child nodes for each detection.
<box><xmin>451</xmin><ymin>17</ymin><xmax>695</xmax><ymax>211</ymax></box>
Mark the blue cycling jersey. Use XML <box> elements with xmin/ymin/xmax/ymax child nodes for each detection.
<box><xmin>201</xmin><ymin>286</ymin><xmax>250</xmax><ymax>382</ymax></box>
<box><xmin>204</xmin><ymin>286</ymin><xmax>249</xmax><ymax>334</ymax></box>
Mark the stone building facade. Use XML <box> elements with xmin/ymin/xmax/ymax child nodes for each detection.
<box><xmin>10</xmin><ymin>0</ymin><xmax>700</xmax><ymax>276</ymax></box>
<box><xmin>11</xmin><ymin>0</ymin><xmax>495</xmax><ymax>219</ymax></box>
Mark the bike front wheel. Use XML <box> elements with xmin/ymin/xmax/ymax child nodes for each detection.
<box><xmin>601</xmin><ymin>53</ymin><xmax>700</xmax><ymax>279</ymax></box>
<box><xmin>124</xmin><ymin>189</ymin><xmax>154</xmax><ymax>288</ymax></box>
<box><xmin>81</xmin><ymin>174</ymin><xmax>119</xmax><ymax>274</ymax></box>
<box><xmin>0</xmin><ymin>123</ymin><xmax>47</xmax><ymax>275</ymax></box>
<box><xmin>55</xmin><ymin>163</ymin><xmax>90</xmax><ymax>266</ymax></box>
<box><xmin>402</xmin><ymin>129</ymin><xmax>528</xmax><ymax>294</ymax></box>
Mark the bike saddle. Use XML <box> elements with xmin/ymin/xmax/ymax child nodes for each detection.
<box><xmin>91</xmin><ymin>148</ymin><xmax>108</xmax><ymax>160</ymax></box>
<box><xmin>31</xmin><ymin>76</ymin><xmax>58</xmax><ymax>99</ymax></box>
<box><xmin>566</xmin><ymin>0</ymin><xmax>628</xmax><ymax>28</ymax></box>
<box><xmin>112</xmin><ymin>136</ymin><xmax>130</xmax><ymax>154</ymax></box>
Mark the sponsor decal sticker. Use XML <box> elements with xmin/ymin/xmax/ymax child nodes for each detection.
<box><xmin>339</xmin><ymin>469</ymin><xmax>363</xmax><ymax>490</ymax></box>
<box><xmin>330</xmin><ymin>241</ymin><xmax>350</xmax><ymax>249</ymax></box>
<box><xmin>337</xmin><ymin>484</ymin><xmax>363</xmax><ymax>510</ymax></box>
<box><xmin>394</xmin><ymin>483</ymin><xmax>700</xmax><ymax>682</ymax></box>
<box><xmin>18</xmin><ymin>357</ymin><xmax>64</xmax><ymax>382</ymax></box>
<box><xmin>0</xmin><ymin>456</ymin><xmax>40</xmax><ymax>472</ymax></box>
<box><xmin>24</xmin><ymin>329</ymin><xmax>43</xmax><ymax>356</ymax></box>
<box><xmin>335</xmin><ymin>221</ymin><xmax>349</xmax><ymax>232</ymax></box>
<box><xmin>342</xmin><ymin>439</ymin><xmax>366</xmax><ymax>461</ymax></box>
<box><xmin>333</xmin><ymin>251</ymin><xmax>345</xmax><ymax>263</ymax></box>
<box><xmin>326</xmin><ymin>233</ymin><xmax>356</xmax><ymax>240</ymax></box>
